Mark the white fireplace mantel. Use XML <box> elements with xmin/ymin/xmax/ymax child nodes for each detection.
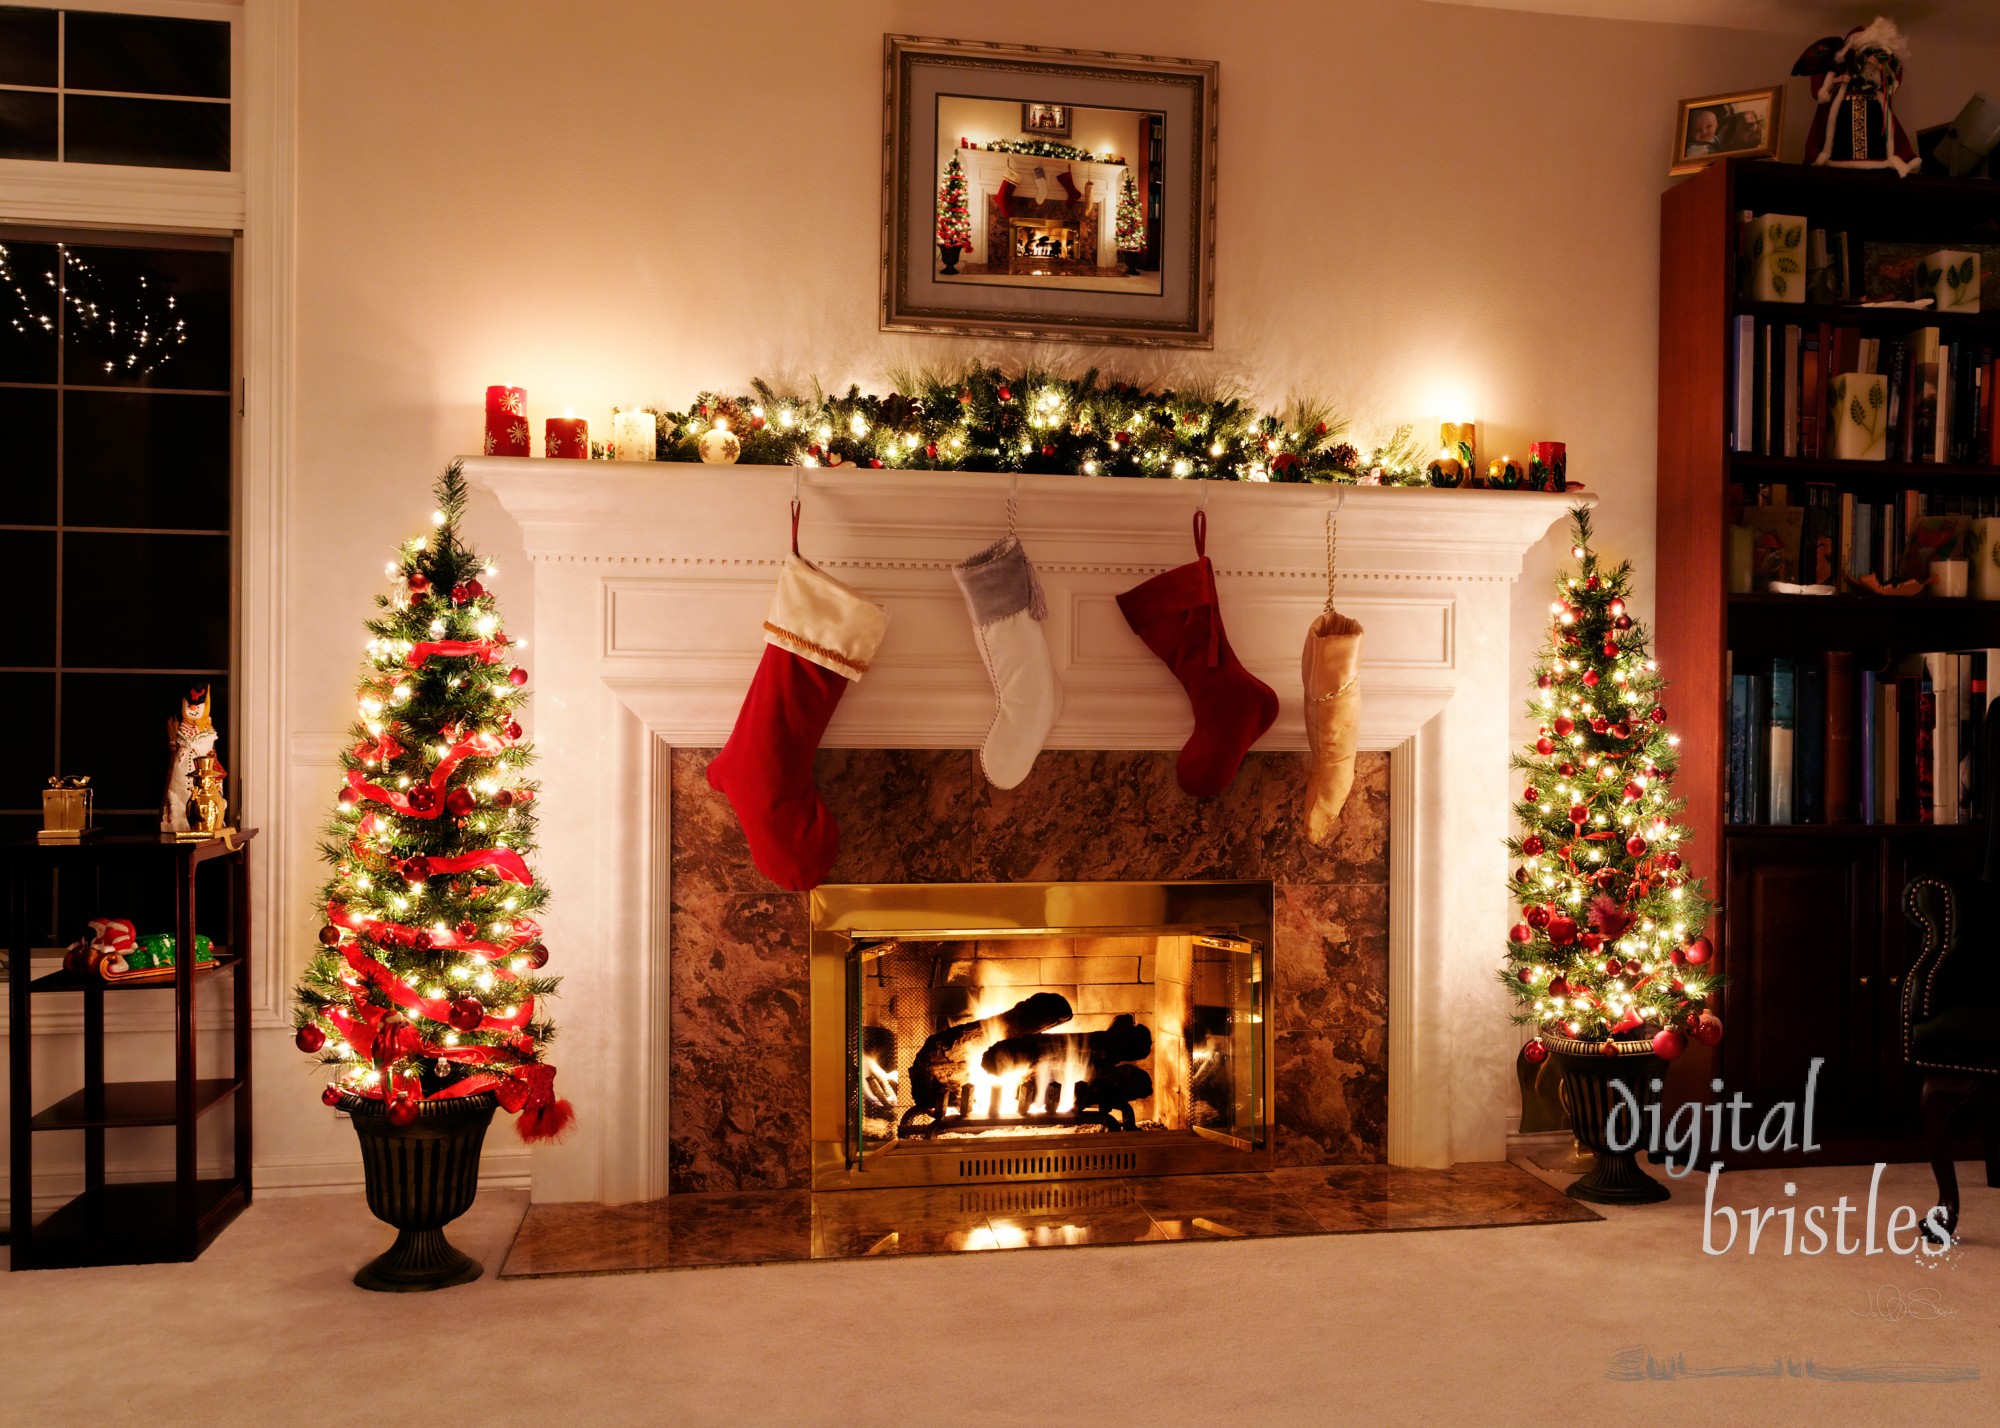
<box><xmin>471</xmin><ymin>459</ymin><xmax>1581</xmax><ymax>1203</ymax></box>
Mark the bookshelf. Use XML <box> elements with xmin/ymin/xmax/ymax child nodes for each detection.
<box><xmin>1657</xmin><ymin>159</ymin><xmax>2000</xmax><ymax>1163</ymax></box>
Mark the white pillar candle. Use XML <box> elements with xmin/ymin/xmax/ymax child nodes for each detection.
<box><xmin>1932</xmin><ymin>559</ymin><xmax>1968</xmax><ymax>598</ymax></box>
<box><xmin>612</xmin><ymin>410</ymin><xmax>657</xmax><ymax>462</ymax></box>
<box><xmin>1742</xmin><ymin>213</ymin><xmax>1807</xmax><ymax>303</ymax></box>
<box><xmin>1829</xmin><ymin>372</ymin><xmax>1887</xmax><ymax>461</ymax></box>
<box><xmin>1918</xmin><ymin>249</ymin><xmax>1980</xmax><ymax>313</ymax></box>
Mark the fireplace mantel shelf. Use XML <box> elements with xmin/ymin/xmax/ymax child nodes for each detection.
<box><xmin>472</xmin><ymin>455</ymin><xmax>1581</xmax><ymax>1204</ymax></box>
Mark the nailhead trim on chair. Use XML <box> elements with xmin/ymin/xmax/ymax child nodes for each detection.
<box><xmin>1902</xmin><ymin>876</ymin><xmax>1997</xmax><ymax>1075</ymax></box>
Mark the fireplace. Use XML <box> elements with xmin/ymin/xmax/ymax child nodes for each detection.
<box><xmin>811</xmin><ymin>880</ymin><xmax>1273</xmax><ymax>1188</ymax></box>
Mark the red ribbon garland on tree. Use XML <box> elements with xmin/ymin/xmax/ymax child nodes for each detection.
<box><xmin>327</xmin><ymin>901</ymin><xmax>541</xmax><ymax>966</ymax></box>
<box><xmin>345</xmin><ymin>728</ymin><xmax>504</xmax><ymax>816</ymax></box>
<box><xmin>403</xmin><ymin>637</ymin><xmax>508</xmax><ymax>669</ymax></box>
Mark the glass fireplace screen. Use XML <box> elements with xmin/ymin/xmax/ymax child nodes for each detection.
<box><xmin>810</xmin><ymin>881</ymin><xmax>1274</xmax><ymax>1188</ymax></box>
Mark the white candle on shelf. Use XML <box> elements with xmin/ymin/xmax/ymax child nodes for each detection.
<box><xmin>612</xmin><ymin>410</ymin><xmax>656</xmax><ymax>462</ymax></box>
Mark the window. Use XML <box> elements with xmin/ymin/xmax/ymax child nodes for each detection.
<box><xmin>1</xmin><ymin>224</ymin><xmax>234</xmax><ymax>937</ymax></box>
<box><xmin>0</xmin><ymin>5</ymin><xmax>231</xmax><ymax>170</ymax></box>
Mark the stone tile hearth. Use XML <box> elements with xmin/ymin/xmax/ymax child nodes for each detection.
<box><xmin>668</xmin><ymin>748</ymin><xmax>1393</xmax><ymax>1193</ymax></box>
<box><xmin>498</xmin><ymin>1163</ymin><xmax>1598</xmax><ymax>1277</ymax></box>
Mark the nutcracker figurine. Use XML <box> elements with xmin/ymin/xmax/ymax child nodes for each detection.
<box><xmin>1792</xmin><ymin>18</ymin><xmax>1920</xmax><ymax>176</ymax></box>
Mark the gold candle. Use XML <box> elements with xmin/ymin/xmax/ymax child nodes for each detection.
<box><xmin>1441</xmin><ymin>421</ymin><xmax>1476</xmax><ymax>474</ymax></box>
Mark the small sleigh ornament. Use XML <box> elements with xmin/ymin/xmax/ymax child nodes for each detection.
<box><xmin>1793</xmin><ymin>18</ymin><xmax>1919</xmax><ymax>175</ymax></box>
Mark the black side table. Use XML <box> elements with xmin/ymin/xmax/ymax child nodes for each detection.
<box><xmin>6</xmin><ymin>832</ymin><xmax>256</xmax><ymax>1269</ymax></box>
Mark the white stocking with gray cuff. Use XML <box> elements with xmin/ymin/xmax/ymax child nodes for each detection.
<box><xmin>953</xmin><ymin>534</ymin><xmax>1063</xmax><ymax>789</ymax></box>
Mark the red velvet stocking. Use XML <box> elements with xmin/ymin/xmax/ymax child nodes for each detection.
<box><xmin>1116</xmin><ymin>513</ymin><xmax>1278</xmax><ymax>797</ymax></box>
<box><xmin>707</xmin><ymin>644</ymin><xmax>851</xmax><ymax>891</ymax></box>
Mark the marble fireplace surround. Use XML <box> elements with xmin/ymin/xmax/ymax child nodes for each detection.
<box><xmin>471</xmin><ymin>459</ymin><xmax>1578</xmax><ymax>1203</ymax></box>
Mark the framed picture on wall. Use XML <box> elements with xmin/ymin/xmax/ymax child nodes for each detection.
<box><xmin>882</xmin><ymin>34</ymin><xmax>1218</xmax><ymax>348</ymax></box>
<box><xmin>1671</xmin><ymin>86</ymin><xmax>1784</xmax><ymax>175</ymax></box>
<box><xmin>1021</xmin><ymin>102</ymin><xmax>1071</xmax><ymax>137</ymax></box>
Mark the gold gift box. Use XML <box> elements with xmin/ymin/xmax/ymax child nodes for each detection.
<box><xmin>40</xmin><ymin>776</ymin><xmax>97</xmax><ymax>844</ymax></box>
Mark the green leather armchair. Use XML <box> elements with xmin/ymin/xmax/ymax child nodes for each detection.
<box><xmin>1901</xmin><ymin>873</ymin><xmax>2000</xmax><ymax>1235</ymax></box>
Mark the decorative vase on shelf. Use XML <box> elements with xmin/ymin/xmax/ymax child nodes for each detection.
<box><xmin>1545</xmin><ymin>1038</ymin><xmax>1671</xmax><ymax>1204</ymax></box>
<box><xmin>340</xmin><ymin>1091</ymin><xmax>497</xmax><ymax>1291</ymax></box>
<box><xmin>938</xmin><ymin>243</ymin><xmax>963</xmax><ymax>276</ymax></box>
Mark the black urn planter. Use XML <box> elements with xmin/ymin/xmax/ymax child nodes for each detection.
<box><xmin>341</xmin><ymin>1091</ymin><xmax>497</xmax><ymax>1291</ymax></box>
<box><xmin>938</xmin><ymin>243</ymin><xmax>963</xmax><ymax>275</ymax></box>
<box><xmin>1546</xmin><ymin>1039</ymin><xmax>1672</xmax><ymax>1205</ymax></box>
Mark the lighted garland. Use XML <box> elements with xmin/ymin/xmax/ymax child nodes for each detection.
<box><xmin>638</xmin><ymin>367</ymin><xmax>1431</xmax><ymax>485</ymax></box>
<box><xmin>964</xmin><ymin>137</ymin><xmax>1125</xmax><ymax>164</ymax></box>
<box><xmin>1502</xmin><ymin>508</ymin><xmax>1723</xmax><ymax>1060</ymax></box>
<box><xmin>292</xmin><ymin>461</ymin><xmax>572</xmax><ymax>1141</ymax></box>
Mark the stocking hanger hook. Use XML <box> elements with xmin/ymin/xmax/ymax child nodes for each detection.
<box><xmin>790</xmin><ymin>467</ymin><xmax>803</xmax><ymax>557</ymax></box>
<box><xmin>1006</xmin><ymin>471</ymin><xmax>1020</xmax><ymax>538</ymax></box>
<box><xmin>1323</xmin><ymin>491</ymin><xmax>1346</xmax><ymax>613</ymax></box>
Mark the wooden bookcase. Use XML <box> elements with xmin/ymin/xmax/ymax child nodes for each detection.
<box><xmin>1657</xmin><ymin>159</ymin><xmax>2000</xmax><ymax>1163</ymax></box>
<box><xmin>5</xmin><ymin>834</ymin><xmax>255</xmax><ymax>1268</ymax></box>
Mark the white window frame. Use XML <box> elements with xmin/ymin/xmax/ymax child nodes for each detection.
<box><xmin>0</xmin><ymin>0</ymin><xmax>296</xmax><ymax>1033</ymax></box>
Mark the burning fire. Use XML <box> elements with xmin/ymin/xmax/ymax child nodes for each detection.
<box><xmin>942</xmin><ymin>990</ymin><xmax>1096</xmax><ymax>1122</ymax></box>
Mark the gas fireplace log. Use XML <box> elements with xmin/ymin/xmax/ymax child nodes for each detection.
<box><xmin>906</xmin><ymin>991</ymin><xmax>1074</xmax><ymax>1120</ymax></box>
<box><xmin>979</xmin><ymin>1012</ymin><xmax>1152</xmax><ymax>1080</ymax></box>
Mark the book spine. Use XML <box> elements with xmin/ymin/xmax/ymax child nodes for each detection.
<box><xmin>1801</xmin><ymin>332</ymin><xmax>1823</xmax><ymax>458</ymax></box>
<box><xmin>1749</xmin><ymin>671</ymin><xmax>1770</xmax><ymax>823</ymax></box>
<box><xmin>1916</xmin><ymin>673</ymin><xmax>1936</xmax><ymax>824</ymax></box>
<box><xmin>1859</xmin><ymin>668</ymin><xmax>1877</xmax><ymax>824</ymax></box>
<box><xmin>1897</xmin><ymin>674</ymin><xmax>1918</xmax><ymax>821</ymax></box>
<box><xmin>1796</xmin><ymin>656</ymin><xmax>1826</xmax><ymax>823</ymax></box>
<box><xmin>1769</xmin><ymin>658</ymin><xmax>1797</xmax><ymax>825</ymax></box>
<box><xmin>1734</xmin><ymin>315</ymin><xmax>1756</xmax><ymax>454</ymax></box>
<box><xmin>1826</xmin><ymin>650</ymin><xmax>1856</xmax><ymax>824</ymax></box>
<box><xmin>1784</xmin><ymin>325</ymin><xmax>1802</xmax><ymax>457</ymax></box>
<box><xmin>1730</xmin><ymin>673</ymin><xmax>1751</xmax><ymax>824</ymax></box>
<box><xmin>1885</xmin><ymin>336</ymin><xmax>1907</xmax><ymax>456</ymax></box>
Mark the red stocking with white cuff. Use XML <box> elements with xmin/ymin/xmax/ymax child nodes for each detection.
<box><xmin>707</xmin><ymin>552</ymin><xmax>889</xmax><ymax>890</ymax></box>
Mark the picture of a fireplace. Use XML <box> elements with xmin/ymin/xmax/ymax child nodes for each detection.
<box><xmin>811</xmin><ymin>881</ymin><xmax>1273</xmax><ymax>1189</ymax></box>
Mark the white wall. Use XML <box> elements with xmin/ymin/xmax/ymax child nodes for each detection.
<box><xmin>268</xmin><ymin>0</ymin><xmax>2000</xmax><ymax>1189</ymax></box>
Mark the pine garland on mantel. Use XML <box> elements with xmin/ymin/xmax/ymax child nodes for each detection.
<box><xmin>634</xmin><ymin>367</ymin><xmax>1432</xmax><ymax>485</ymax></box>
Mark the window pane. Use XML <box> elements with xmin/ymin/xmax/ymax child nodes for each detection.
<box><xmin>0</xmin><ymin>7</ymin><xmax>58</xmax><ymax>87</ymax></box>
<box><xmin>0</xmin><ymin>88</ymin><xmax>58</xmax><ymax>163</ymax></box>
<box><xmin>66</xmin><ymin>391</ymin><xmax>231</xmax><ymax>530</ymax></box>
<box><xmin>0</xmin><ymin>529</ymin><xmax>57</xmax><ymax>667</ymax></box>
<box><xmin>65</xmin><ymin>95</ymin><xmax>229</xmax><ymax>172</ymax></box>
<box><xmin>64</xmin><ymin>12</ymin><xmax>230</xmax><ymax>99</ymax></box>
<box><xmin>0</xmin><ymin>386</ymin><xmax>58</xmax><ymax>524</ymax></box>
<box><xmin>62</xmin><ymin>243</ymin><xmax>232</xmax><ymax>391</ymax></box>
<box><xmin>62</xmin><ymin>531</ymin><xmax>229</xmax><ymax>669</ymax></box>
<box><xmin>60</xmin><ymin>672</ymin><xmax>227</xmax><ymax>816</ymax></box>
<box><xmin>0</xmin><ymin>673</ymin><xmax>56</xmax><ymax>807</ymax></box>
<box><xmin>0</xmin><ymin>238</ymin><xmax>61</xmax><ymax>381</ymax></box>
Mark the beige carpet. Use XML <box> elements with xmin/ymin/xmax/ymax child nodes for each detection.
<box><xmin>4</xmin><ymin>1161</ymin><xmax>1997</xmax><ymax>1426</ymax></box>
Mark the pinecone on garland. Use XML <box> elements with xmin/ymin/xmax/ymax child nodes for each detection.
<box><xmin>1327</xmin><ymin>442</ymin><xmax>1362</xmax><ymax>471</ymax></box>
<box><xmin>708</xmin><ymin>397</ymin><xmax>752</xmax><ymax>432</ymax></box>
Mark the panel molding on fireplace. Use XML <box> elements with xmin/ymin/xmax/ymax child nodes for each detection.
<box><xmin>471</xmin><ymin>458</ymin><xmax>1584</xmax><ymax>1203</ymax></box>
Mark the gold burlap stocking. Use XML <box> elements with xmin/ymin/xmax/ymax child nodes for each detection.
<box><xmin>1302</xmin><ymin>607</ymin><xmax>1363</xmax><ymax>844</ymax></box>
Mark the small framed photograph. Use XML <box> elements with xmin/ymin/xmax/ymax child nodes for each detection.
<box><xmin>1021</xmin><ymin>102</ymin><xmax>1071</xmax><ymax>138</ymax></box>
<box><xmin>1671</xmin><ymin>86</ymin><xmax>1783</xmax><ymax>175</ymax></box>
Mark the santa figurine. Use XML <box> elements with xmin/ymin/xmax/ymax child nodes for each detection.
<box><xmin>1792</xmin><ymin>17</ymin><xmax>1920</xmax><ymax>175</ymax></box>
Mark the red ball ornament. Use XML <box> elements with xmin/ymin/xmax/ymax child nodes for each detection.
<box><xmin>507</xmin><ymin>667</ymin><xmax>528</xmax><ymax>687</ymax></box>
<box><xmin>1552</xmin><ymin>715</ymin><xmax>1574</xmax><ymax>737</ymax></box>
<box><xmin>1516</xmin><ymin>965</ymin><xmax>1536</xmax><ymax>983</ymax></box>
<box><xmin>1583</xmin><ymin>670</ymin><xmax>1599</xmax><ymax>686</ymax></box>
<box><xmin>445</xmin><ymin>787</ymin><xmax>476</xmax><ymax>818</ymax></box>
<box><xmin>1524</xmin><ymin>786</ymin><xmax>1541</xmax><ymax>802</ymax></box>
<box><xmin>412</xmin><ymin>931</ymin><xmax>433</xmax><ymax>951</ymax></box>
<box><xmin>1585</xmin><ymin>576</ymin><xmax>1600</xmax><ymax>591</ymax></box>
<box><xmin>408</xmin><ymin>572</ymin><xmax>429</xmax><ymax>593</ymax></box>
<box><xmin>450</xmin><ymin>584</ymin><xmax>471</xmax><ymax>604</ymax></box>
<box><xmin>505</xmin><ymin>720</ymin><xmax>523</xmax><ymax>740</ymax></box>
<box><xmin>1509</xmin><ymin>923</ymin><xmax>1534</xmax><ymax>944</ymax></box>
<box><xmin>1622</xmin><ymin>781</ymin><xmax>1644</xmax><ymax>802</ymax></box>
<box><xmin>1609</xmin><ymin>722</ymin><xmax>1631</xmax><ymax>740</ymax></box>
<box><xmin>1651</xmin><ymin>1026</ymin><xmax>1687</xmax><ymax>1061</ymax></box>
<box><xmin>408</xmin><ymin>785</ymin><xmax>438</xmax><ymax>813</ymax></box>
<box><xmin>1522</xmin><ymin>834</ymin><xmax>1545</xmax><ymax>856</ymax></box>
<box><xmin>322</xmin><ymin>1084</ymin><xmax>344</xmax><ymax>1107</ymax></box>
<box><xmin>1690</xmin><ymin>1011</ymin><xmax>1725</xmax><ymax>1046</ymax></box>
<box><xmin>1604</xmin><ymin>956</ymin><xmax>1623</xmax><ymax>977</ymax></box>
<box><xmin>1040</xmin><ymin>444</ymin><xmax>1055</xmax><ymax>457</ymax></box>
<box><xmin>456</xmin><ymin>919</ymin><xmax>478</xmax><ymax>940</ymax></box>
<box><xmin>1624</xmin><ymin>959</ymin><xmax>1643</xmax><ymax>976</ymax></box>
<box><xmin>296</xmin><ymin>1024</ymin><xmax>326</xmax><ymax>1053</ymax></box>
<box><xmin>1537</xmin><ymin>674</ymin><xmax>1553</xmax><ymax>690</ymax></box>
<box><xmin>1523</xmin><ymin>1038</ymin><xmax>1549</xmax><ymax>1065</ymax></box>
<box><xmin>1625</xmin><ymin>835</ymin><xmax>1648</xmax><ymax>857</ymax></box>
<box><xmin>318</xmin><ymin>924</ymin><xmax>341</xmax><ymax>946</ymax></box>
<box><xmin>1615</xmin><ymin>615</ymin><xmax>1633</xmax><ymax>630</ymax></box>
<box><xmin>401</xmin><ymin>855</ymin><xmax>429</xmax><ymax>880</ymax></box>
<box><xmin>1558</xmin><ymin>761</ymin><xmax>1576</xmax><ymax>777</ymax></box>
<box><xmin>1547</xmin><ymin>914</ymin><xmax>1578</xmax><ymax>946</ymax></box>
<box><xmin>385</xmin><ymin>1097</ymin><xmax>420</xmax><ymax>1128</ymax></box>
<box><xmin>867</xmin><ymin>459</ymin><xmax>884</xmax><ymax>469</ymax></box>
<box><xmin>527</xmin><ymin>942</ymin><xmax>549</xmax><ymax>969</ymax></box>
<box><xmin>1603</xmin><ymin>641</ymin><xmax>1619</xmax><ymax>657</ymax></box>
<box><xmin>1650</xmin><ymin>707</ymin><xmax>1667</xmax><ymax>724</ymax></box>
<box><xmin>1589</xmin><ymin>716</ymin><xmax>1609</xmax><ymax>733</ymax></box>
<box><xmin>1535</xmin><ymin>737</ymin><xmax>1554</xmax><ymax>755</ymax></box>
<box><xmin>997</xmin><ymin>385</ymin><xmax>1012</xmax><ymax>402</ymax></box>
<box><xmin>1568</xmin><ymin>804</ymin><xmax>1589</xmax><ymax>826</ymax></box>
<box><xmin>448</xmin><ymin>996</ymin><xmax>485</xmax><ymax>1032</ymax></box>
<box><xmin>338</xmin><ymin>786</ymin><xmax>361</xmax><ymax>807</ymax></box>
<box><xmin>1526</xmin><ymin>905</ymin><xmax>1551</xmax><ymax>929</ymax></box>
<box><xmin>1662</xmin><ymin>852</ymin><xmax>1681</xmax><ymax>870</ymax></box>
<box><xmin>1683</xmin><ymin>936</ymin><xmax>1713</xmax><ymax>967</ymax></box>
<box><xmin>1669</xmin><ymin>947</ymin><xmax>1686</xmax><ymax>967</ymax></box>
<box><xmin>1548</xmin><ymin>976</ymin><xmax>1571</xmax><ymax>997</ymax></box>
<box><xmin>924</xmin><ymin>442</ymin><xmax>938</xmax><ymax>459</ymax></box>
<box><xmin>495</xmin><ymin>788</ymin><xmax>515</xmax><ymax>807</ymax></box>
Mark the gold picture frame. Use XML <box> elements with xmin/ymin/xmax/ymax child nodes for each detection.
<box><xmin>882</xmin><ymin>34</ymin><xmax>1218</xmax><ymax>348</ymax></box>
<box><xmin>1672</xmin><ymin>85</ymin><xmax>1784</xmax><ymax>176</ymax></box>
<box><xmin>1020</xmin><ymin>102</ymin><xmax>1071</xmax><ymax>138</ymax></box>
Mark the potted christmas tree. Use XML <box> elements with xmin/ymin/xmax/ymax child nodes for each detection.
<box><xmin>1115</xmin><ymin>170</ymin><xmax>1145</xmax><ymax>275</ymax></box>
<box><xmin>1502</xmin><ymin>508</ymin><xmax>1720</xmax><ymax>1204</ymax></box>
<box><xmin>937</xmin><ymin>153</ymin><xmax>971</xmax><ymax>275</ymax></box>
<box><xmin>293</xmin><ymin>462</ymin><xmax>571</xmax><ymax>1290</ymax></box>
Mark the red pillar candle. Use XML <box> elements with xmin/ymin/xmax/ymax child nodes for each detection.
<box><xmin>1528</xmin><ymin>441</ymin><xmax>1567</xmax><ymax>492</ymax></box>
<box><xmin>484</xmin><ymin>386</ymin><xmax>529</xmax><ymax>456</ymax></box>
<box><xmin>544</xmin><ymin>414</ymin><xmax>589</xmax><ymax>459</ymax></box>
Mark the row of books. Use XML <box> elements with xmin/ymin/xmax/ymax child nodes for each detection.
<box><xmin>1736</xmin><ymin>223</ymin><xmax>1861</xmax><ymax>306</ymax></box>
<box><xmin>1737</xmin><ymin>484</ymin><xmax>2000</xmax><ymax>590</ymax></box>
<box><xmin>1730</xmin><ymin>318</ymin><xmax>2000</xmax><ymax>465</ymax></box>
<box><xmin>1728</xmin><ymin>651</ymin><xmax>1995</xmax><ymax>826</ymax></box>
